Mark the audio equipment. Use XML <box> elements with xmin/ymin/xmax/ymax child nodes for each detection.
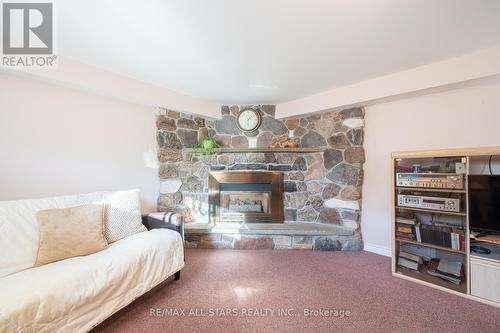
<box><xmin>397</xmin><ymin>194</ymin><xmax>461</xmax><ymax>212</ymax></box>
<box><xmin>396</xmin><ymin>173</ymin><xmax>464</xmax><ymax>189</ymax></box>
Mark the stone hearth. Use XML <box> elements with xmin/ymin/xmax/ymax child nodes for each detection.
<box><xmin>184</xmin><ymin>222</ymin><xmax>362</xmax><ymax>251</ymax></box>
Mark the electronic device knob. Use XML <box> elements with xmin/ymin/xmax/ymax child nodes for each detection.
<box><xmin>447</xmin><ymin>200</ymin><xmax>455</xmax><ymax>206</ymax></box>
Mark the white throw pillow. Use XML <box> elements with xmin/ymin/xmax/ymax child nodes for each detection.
<box><xmin>98</xmin><ymin>189</ymin><xmax>147</xmax><ymax>243</ymax></box>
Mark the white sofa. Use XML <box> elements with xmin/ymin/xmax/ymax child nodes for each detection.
<box><xmin>0</xmin><ymin>191</ymin><xmax>184</xmax><ymax>333</ymax></box>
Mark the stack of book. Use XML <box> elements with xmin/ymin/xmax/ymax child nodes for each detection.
<box><xmin>397</xmin><ymin>251</ymin><xmax>423</xmax><ymax>271</ymax></box>
<box><xmin>420</xmin><ymin>223</ymin><xmax>465</xmax><ymax>251</ymax></box>
<box><xmin>427</xmin><ymin>258</ymin><xmax>463</xmax><ymax>285</ymax></box>
<box><xmin>396</xmin><ymin>216</ymin><xmax>466</xmax><ymax>251</ymax></box>
<box><xmin>395</xmin><ymin>217</ymin><xmax>419</xmax><ymax>241</ymax></box>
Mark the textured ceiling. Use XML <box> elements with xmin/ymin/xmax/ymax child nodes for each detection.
<box><xmin>60</xmin><ymin>0</ymin><xmax>500</xmax><ymax>104</ymax></box>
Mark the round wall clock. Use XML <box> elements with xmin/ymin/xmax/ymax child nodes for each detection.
<box><xmin>237</xmin><ymin>108</ymin><xmax>262</xmax><ymax>132</ymax></box>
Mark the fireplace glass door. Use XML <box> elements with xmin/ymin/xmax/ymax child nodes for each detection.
<box><xmin>219</xmin><ymin>183</ymin><xmax>273</xmax><ymax>222</ymax></box>
<box><xmin>209</xmin><ymin>171</ymin><xmax>284</xmax><ymax>224</ymax></box>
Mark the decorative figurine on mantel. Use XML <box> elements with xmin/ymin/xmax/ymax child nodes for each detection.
<box><xmin>271</xmin><ymin>134</ymin><xmax>300</xmax><ymax>148</ymax></box>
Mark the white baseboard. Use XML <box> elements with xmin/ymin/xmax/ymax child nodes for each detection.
<box><xmin>363</xmin><ymin>242</ymin><xmax>392</xmax><ymax>257</ymax></box>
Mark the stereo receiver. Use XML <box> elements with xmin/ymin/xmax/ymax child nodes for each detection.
<box><xmin>397</xmin><ymin>194</ymin><xmax>461</xmax><ymax>212</ymax></box>
<box><xmin>396</xmin><ymin>173</ymin><xmax>464</xmax><ymax>189</ymax></box>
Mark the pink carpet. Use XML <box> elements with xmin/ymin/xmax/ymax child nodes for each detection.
<box><xmin>93</xmin><ymin>249</ymin><xmax>500</xmax><ymax>333</ymax></box>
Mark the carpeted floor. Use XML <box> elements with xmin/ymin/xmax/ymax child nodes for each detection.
<box><xmin>93</xmin><ymin>249</ymin><xmax>500</xmax><ymax>333</ymax></box>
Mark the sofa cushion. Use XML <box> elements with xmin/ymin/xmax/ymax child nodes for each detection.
<box><xmin>0</xmin><ymin>229</ymin><xmax>184</xmax><ymax>333</ymax></box>
<box><xmin>0</xmin><ymin>190</ymin><xmax>142</xmax><ymax>278</ymax></box>
<box><xmin>0</xmin><ymin>191</ymin><xmax>110</xmax><ymax>278</ymax></box>
<box><xmin>99</xmin><ymin>189</ymin><xmax>147</xmax><ymax>243</ymax></box>
<box><xmin>35</xmin><ymin>204</ymin><xmax>108</xmax><ymax>266</ymax></box>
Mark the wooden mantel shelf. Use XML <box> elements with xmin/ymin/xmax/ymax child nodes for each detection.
<box><xmin>184</xmin><ymin>147</ymin><xmax>323</xmax><ymax>154</ymax></box>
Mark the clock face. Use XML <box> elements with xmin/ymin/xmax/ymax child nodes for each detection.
<box><xmin>237</xmin><ymin>109</ymin><xmax>261</xmax><ymax>131</ymax></box>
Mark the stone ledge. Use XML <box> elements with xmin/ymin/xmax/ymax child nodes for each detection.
<box><xmin>185</xmin><ymin>221</ymin><xmax>358</xmax><ymax>237</ymax></box>
<box><xmin>185</xmin><ymin>147</ymin><xmax>324</xmax><ymax>153</ymax></box>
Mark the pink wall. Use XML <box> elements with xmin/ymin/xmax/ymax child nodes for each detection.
<box><xmin>362</xmin><ymin>75</ymin><xmax>500</xmax><ymax>255</ymax></box>
<box><xmin>0</xmin><ymin>74</ymin><xmax>159</xmax><ymax>212</ymax></box>
<box><xmin>276</xmin><ymin>46</ymin><xmax>500</xmax><ymax>119</ymax></box>
<box><xmin>13</xmin><ymin>57</ymin><xmax>221</xmax><ymax>118</ymax></box>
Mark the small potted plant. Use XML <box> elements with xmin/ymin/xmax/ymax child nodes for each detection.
<box><xmin>192</xmin><ymin>135</ymin><xmax>220</xmax><ymax>163</ymax></box>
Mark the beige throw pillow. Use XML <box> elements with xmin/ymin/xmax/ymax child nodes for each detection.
<box><xmin>35</xmin><ymin>204</ymin><xmax>108</xmax><ymax>266</ymax></box>
<box><xmin>99</xmin><ymin>189</ymin><xmax>147</xmax><ymax>243</ymax></box>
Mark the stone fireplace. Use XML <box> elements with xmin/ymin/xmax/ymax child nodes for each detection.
<box><xmin>156</xmin><ymin>104</ymin><xmax>366</xmax><ymax>251</ymax></box>
<box><xmin>208</xmin><ymin>171</ymin><xmax>284</xmax><ymax>224</ymax></box>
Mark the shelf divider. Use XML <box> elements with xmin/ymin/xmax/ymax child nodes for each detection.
<box><xmin>395</xmin><ymin>206</ymin><xmax>467</xmax><ymax>216</ymax></box>
<box><xmin>396</xmin><ymin>238</ymin><xmax>466</xmax><ymax>254</ymax></box>
<box><xmin>395</xmin><ymin>186</ymin><xmax>466</xmax><ymax>193</ymax></box>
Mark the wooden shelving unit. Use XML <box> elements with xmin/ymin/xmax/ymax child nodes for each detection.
<box><xmin>392</xmin><ymin>153</ymin><xmax>469</xmax><ymax>295</ymax></box>
<box><xmin>391</xmin><ymin>147</ymin><xmax>500</xmax><ymax>308</ymax></box>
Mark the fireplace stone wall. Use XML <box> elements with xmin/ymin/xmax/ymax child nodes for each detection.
<box><xmin>156</xmin><ymin>105</ymin><xmax>365</xmax><ymax>230</ymax></box>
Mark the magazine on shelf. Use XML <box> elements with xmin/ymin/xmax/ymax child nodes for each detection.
<box><xmin>427</xmin><ymin>258</ymin><xmax>463</xmax><ymax>285</ymax></box>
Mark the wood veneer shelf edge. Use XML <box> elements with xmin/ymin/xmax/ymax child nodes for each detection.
<box><xmin>395</xmin><ymin>267</ymin><xmax>467</xmax><ymax>294</ymax></box>
<box><xmin>395</xmin><ymin>187</ymin><xmax>467</xmax><ymax>193</ymax></box>
<box><xmin>395</xmin><ymin>206</ymin><xmax>467</xmax><ymax>216</ymax></box>
<box><xmin>395</xmin><ymin>238</ymin><xmax>466</xmax><ymax>254</ymax></box>
<box><xmin>391</xmin><ymin>146</ymin><xmax>500</xmax><ymax>159</ymax></box>
<box><xmin>392</xmin><ymin>272</ymin><xmax>500</xmax><ymax>309</ymax></box>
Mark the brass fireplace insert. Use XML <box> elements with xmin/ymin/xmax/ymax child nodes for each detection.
<box><xmin>208</xmin><ymin>171</ymin><xmax>284</xmax><ymax>224</ymax></box>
